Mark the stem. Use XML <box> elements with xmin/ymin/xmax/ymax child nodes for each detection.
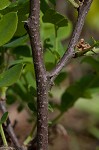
<box><xmin>67</xmin><ymin>0</ymin><xmax>79</xmax><ymax>8</ymax></box>
<box><xmin>0</xmin><ymin>101</ymin><xmax>24</xmax><ymax>150</ymax></box>
<box><xmin>24</xmin><ymin>121</ymin><xmax>37</xmax><ymax>146</ymax></box>
<box><xmin>48</xmin><ymin>0</ymin><xmax>93</xmax><ymax>82</ymax></box>
<box><xmin>54</xmin><ymin>26</ymin><xmax>58</xmax><ymax>52</ymax></box>
<box><xmin>25</xmin><ymin>0</ymin><xmax>48</xmax><ymax>150</ymax></box>
<box><xmin>0</xmin><ymin>124</ymin><xmax>8</xmax><ymax>146</ymax></box>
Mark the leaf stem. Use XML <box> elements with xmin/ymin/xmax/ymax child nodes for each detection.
<box><xmin>54</xmin><ymin>25</ymin><xmax>58</xmax><ymax>52</ymax></box>
<box><xmin>0</xmin><ymin>124</ymin><xmax>8</xmax><ymax>146</ymax></box>
<box><xmin>67</xmin><ymin>0</ymin><xmax>79</xmax><ymax>8</ymax></box>
<box><xmin>24</xmin><ymin>121</ymin><xmax>37</xmax><ymax>146</ymax></box>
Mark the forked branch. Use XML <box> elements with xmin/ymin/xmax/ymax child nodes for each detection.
<box><xmin>25</xmin><ymin>0</ymin><xmax>93</xmax><ymax>150</ymax></box>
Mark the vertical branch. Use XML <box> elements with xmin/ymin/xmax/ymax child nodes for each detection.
<box><xmin>25</xmin><ymin>0</ymin><xmax>48</xmax><ymax>150</ymax></box>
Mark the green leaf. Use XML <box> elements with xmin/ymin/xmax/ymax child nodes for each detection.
<box><xmin>0</xmin><ymin>112</ymin><xmax>8</xmax><ymax>124</ymax></box>
<box><xmin>3</xmin><ymin>34</ymin><xmax>29</xmax><ymax>48</ymax></box>
<box><xmin>48</xmin><ymin>104</ymin><xmax>53</xmax><ymax>112</ymax></box>
<box><xmin>86</xmin><ymin>0</ymin><xmax>99</xmax><ymax>31</ymax></box>
<box><xmin>0</xmin><ymin>64</ymin><xmax>23</xmax><ymax>87</ymax></box>
<box><xmin>42</xmin><ymin>9</ymin><xmax>68</xmax><ymax>28</ymax></box>
<box><xmin>13</xmin><ymin>45</ymin><xmax>31</xmax><ymax>57</ymax></box>
<box><xmin>17</xmin><ymin>104</ymin><xmax>24</xmax><ymax>112</ymax></box>
<box><xmin>17</xmin><ymin>0</ymin><xmax>29</xmax><ymax>5</ymax></box>
<box><xmin>44</xmin><ymin>50</ymin><xmax>56</xmax><ymax>63</ymax></box>
<box><xmin>60</xmin><ymin>92</ymin><xmax>74</xmax><ymax>112</ymax></box>
<box><xmin>66</xmin><ymin>0</ymin><xmax>79</xmax><ymax>8</ymax></box>
<box><xmin>41</xmin><ymin>21</ymin><xmax>72</xmax><ymax>42</ymax></box>
<box><xmin>28</xmin><ymin>102</ymin><xmax>37</xmax><ymax>114</ymax></box>
<box><xmin>55</xmin><ymin>72</ymin><xmax>67</xmax><ymax>85</ymax></box>
<box><xmin>40</xmin><ymin>0</ymin><xmax>50</xmax><ymax>14</ymax></box>
<box><xmin>0</xmin><ymin>0</ymin><xmax>11</xmax><ymax>10</ymax></box>
<box><xmin>66</xmin><ymin>74</ymin><xmax>95</xmax><ymax>99</ymax></box>
<box><xmin>28</xmin><ymin>86</ymin><xmax>37</xmax><ymax>97</ymax></box>
<box><xmin>82</xmin><ymin>56</ymin><xmax>99</xmax><ymax>72</ymax></box>
<box><xmin>12</xmin><ymin>82</ymin><xmax>29</xmax><ymax>103</ymax></box>
<box><xmin>0</xmin><ymin>12</ymin><xmax>18</xmax><ymax>46</ymax></box>
<box><xmin>57</xmin><ymin>21</ymin><xmax>72</xmax><ymax>40</ymax></box>
<box><xmin>94</xmin><ymin>41</ymin><xmax>99</xmax><ymax>48</ymax></box>
<box><xmin>6</xmin><ymin>94</ymin><xmax>16</xmax><ymax>105</ymax></box>
<box><xmin>15</xmin><ymin>1</ymin><xmax>29</xmax><ymax>36</ymax></box>
<box><xmin>45</xmin><ymin>62</ymin><xmax>55</xmax><ymax>71</ymax></box>
<box><xmin>49</xmin><ymin>0</ymin><xmax>56</xmax><ymax>5</ymax></box>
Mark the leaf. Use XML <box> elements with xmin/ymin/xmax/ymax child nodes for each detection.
<box><xmin>48</xmin><ymin>104</ymin><xmax>53</xmax><ymax>112</ymax></box>
<box><xmin>60</xmin><ymin>74</ymin><xmax>96</xmax><ymax>112</ymax></box>
<box><xmin>55</xmin><ymin>72</ymin><xmax>67</xmax><ymax>85</ymax></box>
<box><xmin>17</xmin><ymin>104</ymin><xmax>24</xmax><ymax>112</ymax></box>
<box><xmin>3</xmin><ymin>34</ymin><xmax>29</xmax><ymax>48</ymax></box>
<box><xmin>6</xmin><ymin>94</ymin><xmax>16</xmax><ymax>104</ymax></box>
<box><xmin>12</xmin><ymin>82</ymin><xmax>29</xmax><ymax>103</ymax></box>
<box><xmin>0</xmin><ymin>64</ymin><xmax>23</xmax><ymax>87</ymax></box>
<box><xmin>66</xmin><ymin>74</ymin><xmax>95</xmax><ymax>99</ymax></box>
<box><xmin>17</xmin><ymin>0</ymin><xmax>29</xmax><ymax>5</ymax></box>
<box><xmin>0</xmin><ymin>12</ymin><xmax>18</xmax><ymax>46</ymax></box>
<box><xmin>0</xmin><ymin>0</ymin><xmax>11</xmax><ymax>10</ymax></box>
<box><xmin>57</xmin><ymin>21</ymin><xmax>72</xmax><ymax>40</ymax></box>
<box><xmin>40</xmin><ymin>0</ymin><xmax>50</xmax><ymax>14</ymax></box>
<box><xmin>45</xmin><ymin>62</ymin><xmax>55</xmax><ymax>71</ymax></box>
<box><xmin>13</xmin><ymin>45</ymin><xmax>31</xmax><ymax>57</ymax></box>
<box><xmin>28</xmin><ymin>102</ymin><xmax>37</xmax><ymax>114</ymax></box>
<box><xmin>44</xmin><ymin>50</ymin><xmax>56</xmax><ymax>63</ymax></box>
<box><xmin>41</xmin><ymin>21</ymin><xmax>72</xmax><ymax>42</ymax></box>
<box><xmin>42</xmin><ymin>9</ymin><xmax>68</xmax><ymax>28</ymax></box>
<box><xmin>94</xmin><ymin>41</ymin><xmax>99</xmax><ymax>48</ymax></box>
<box><xmin>43</xmin><ymin>38</ymin><xmax>53</xmax><ymax>50</ymax></box>
<box><xmin>82</xmin><ymin>56</ymin><xmax>99</xmax><ymax>72</ymax></box>
<box><xmin>66</xmin><ymin>0</ymin><xmax>79</xmax><ymax>8</ymax></box>
<box><xmin>15</xmin><ymin>1</ymin><xmax>29</xmax><ymax>36</ymax></box>
<box><xmin>49</xmin><ymin>0</ymin><xmax>56</xmax><ymax>5</ymax></box>
<box><xmin>28</xmin><ymin>86</ymin><xmax>37</xmax><ymax>97</ymax></box>
<box><xmin>0</xmin><ymin>112</ymin><xmax>8</xmax><ymax>124</ymax></box>
<box><xmin>60</xmin><ymin>92</ymin><xmax>75</xmax><ymax>112</ymax></box>
<box><xmin>86</xmin><ymin>0</ymin><xmax>99</xmax><ymax>31</ymax></box>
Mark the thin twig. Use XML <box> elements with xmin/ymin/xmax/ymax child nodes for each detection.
<box><xmin>0</xmin><ymin>101</ymin><xmax>24</xmax><ymax>150</ymax></box>
<box><xmin>25</xmin><ymin>0</ymin><xmax>48</xmax><ymax>150</ymax></box>
<box><xmin>48</xmin><ymin>0</ymin><xmax>93</xmax><ymax>82</ymax></box>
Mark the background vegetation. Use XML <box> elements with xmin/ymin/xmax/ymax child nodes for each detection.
<box><xmin>0</xmin><ymin>0</ymin><xmax>99</xmax><ymax>150</ymax></box>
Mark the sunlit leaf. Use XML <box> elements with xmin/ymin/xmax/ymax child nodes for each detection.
<box><xmin>42</xmin><ymin>9</ymin><xmax>68</xmax><ymax>28</ymax></box>
<box><xmin>0</xmin><ymin>0</ymin><xmax>11</xmax><ymax>10</ymax></box>
<box><xmin>0</xmin><ymin>12</ymin><xmax>18</xmax><ymax>46</ymax></box>
<box><xmin>0</xmin><ymin>64</ymin><xmax>23</xmax><ymax>87</ymax></box>
<box><xmin>3</xmin><ymin>34</ymin><xmax>29</xmax><ymax>48</ymax></box>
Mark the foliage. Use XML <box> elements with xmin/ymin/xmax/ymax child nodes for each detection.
<box><xmin>0</xmin><ymin>0</ymin><xmax>98</xmax><ymax>148</ymax></box>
